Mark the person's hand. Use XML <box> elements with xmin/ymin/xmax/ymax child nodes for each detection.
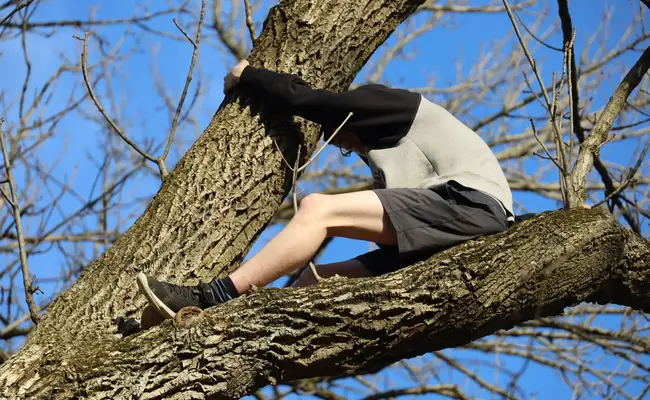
<box><xmin>223</xmin><ymin>59</ymin><xmax>250</xmax><ymax>94</ymax></box>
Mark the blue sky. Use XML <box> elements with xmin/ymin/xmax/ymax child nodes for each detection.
<box><xmin>1</xmin><ymin>0</ymin><xmax>648</xmax><ymax>398</ymax></box>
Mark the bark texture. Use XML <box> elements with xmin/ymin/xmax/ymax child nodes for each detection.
<box><xmin>1</xmin><ymin>0</ymin><xmax>649</xmax><ymax>399</ymax></box>
<box><xmin>3</xmin><ymin>208</ymin><xmax>650</xmax><ymax>399</ymax></box>
<box><xmin>0</xmin><ymin>0</ymin><xmax>428</xmax><ymax>398</ymax></box>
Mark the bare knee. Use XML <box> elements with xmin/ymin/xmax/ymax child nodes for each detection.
<box><xmin>296</xmin><ymin>193</ymin><xmax>330</xmax><ymax>223</ymax></box>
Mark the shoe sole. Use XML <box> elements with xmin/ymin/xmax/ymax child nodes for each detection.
<box><xmin>136</xmin><ymin>272</ymin><xmax>176</xmax><ymax>320</ymax></box>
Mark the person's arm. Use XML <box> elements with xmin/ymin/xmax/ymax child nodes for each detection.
<box><xmin>231</xmin><ymin>62</ymin><xmax>421</xmax><ymax>145</ymax></box>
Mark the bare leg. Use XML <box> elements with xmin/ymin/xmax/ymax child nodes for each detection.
<box><xmin>229</xmin><ymin>191</ymin><xmax>395</xmax><ymax>293</ymax></box>
<box><xmin>292</xmin><ymin>259</ymin><xmax>374</xmax><ymax>287</ymax></box>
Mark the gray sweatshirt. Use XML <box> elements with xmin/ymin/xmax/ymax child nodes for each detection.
<box><xmin>240</xmin><ymin>67</ymin><xmax>513</xmax><ymax>217</ymax></box>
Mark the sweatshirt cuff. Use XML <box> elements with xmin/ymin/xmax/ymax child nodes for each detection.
<box><xmin>239</xmin><ymin>66</ymin><xmax>263</xmax><ymax>86</ymax></box>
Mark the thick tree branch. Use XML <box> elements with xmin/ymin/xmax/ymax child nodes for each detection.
<box><xmin>3</xmin><ymin>208</ymin><xmax>648</xmax><ymax>398</ymax></box>
<box><xmin>570</xmin><ymin>45</ymin><xmax>650</xmax><ymax>205</ymax></box>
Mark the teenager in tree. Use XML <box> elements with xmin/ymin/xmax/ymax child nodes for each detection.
<box><xmin>137</xmin><ymin>60</ymin><xmax>514</xmax><ymax>319</ymax></box>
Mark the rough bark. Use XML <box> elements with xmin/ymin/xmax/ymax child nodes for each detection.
<box><xmin>1</xmin><ymin>0</ymin><xmax>649</xmax><ymax>399</ymax></box>
<box><xmin>3</xmin><ymin>208</ymin><xmax>650</xmax><ymax>399</ymax></box>
<box><xmin>0</xmin><ymin>0</ymin><xmax>427</xmax><ymax>397</ymax></box>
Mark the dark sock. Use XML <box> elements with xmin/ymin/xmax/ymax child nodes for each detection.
<box><xmin>209</xmin><ymin>277</ymin><xmax>240</xmax><ymax>302</ymax></box>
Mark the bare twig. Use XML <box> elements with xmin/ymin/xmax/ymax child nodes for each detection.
<box><xmin>0</xmin><ymin>117</ymin><xmax>40</xmax><ymax>324</ymax></box>
<box><xmin>272</xmin><ymin>112</ymin><xmax>354</xmax><ymax>282</ymax></box>
<box><xmin>79</xmin><ymin>33</ymin><xmax>157</xmax><ymax>165</ymax></box>
<box><xmin>243</xmin><ymin>0</ymin><xmax>257</xmax><ymax>44</ymax></box>
<box><xmin>272</xmin><ymin>139</ymin><xmax>294</xmax><ymax>172</ymax></box>
<box><xmin>567</xmin><ymin>29</ymin><xmax>576</xmax><ymax>169</ymax></box>
<box><xmin>418</xmin><ymin>0</ymin><xmax>534</xmax><ymax>14</ymax></box>
<box><xmin>556</xmin><ymin>0</ymin><xmax>643</xmax><ymax>228</ymax></box>
<box><xmin>555</xmin><ymin>37</ymin><xmax>577</xmax><ymax>205</ymax></box>
<box><xmin>501</xmin><ymin>0</ymin><xmax>552</xmax><ymax>110</ymax></box>
<box><xmin>297</xmin><ymin>112</ymin><xmax>353</xmax><ymax>173</ymax></box>
<box><xmin>642</xmin><ymin>0</ymin><xmax>650</xmax><ymax>11</ymax></box>
<box><xmin>513</xmin><ymin>6</ymin><xmax>562</xmax><ymax>52</ymax></box>
<box><xmin>158</xmin><ymin>0</ymin><xmax>206</xmax><ymax>177</ymax></box>
<box><xmin>2</xmin><ymin>6</ymin><xmax>189</xmax><ymax>29</ymax></box>
<box><xmin>620</xmin><ymin>195</ymin><xmax>650</xmax><ymax>221</ymax></box>
<box><xmin>0</xmin><ymin>0</ymin><xmax>33</xmax><ymax>28</ymax></box>
<box><xmin>360</xmin><ymin>384</ymin><xmax>471</xmax><ymax>400</ymax></box>
<box><xmin>592</xmin><ymin>180</ymin><xmax>636</xmax><ymax>210</ymax></box>
<box><xmin>0</xmin><ymin>301</ymin><xmax>50</xmax><ymax>339</ymax></box>
<box><xmin>503</xmin><ymin>0</ymin><xmax>574</xmax><ymax>207</ymax></box>
<box><xmin>212</xmin><ymin>0</ymin><xmax>247</xmax><ymax>60</ymax></box>
<box><xmin>291</xmin><ymin>146</ymin><xmax>322</xmax><ymax>282</ymax></box>
<box><xmin>530</xmin><ymin>119</ymin><xmax>565</xmax><ymax>173</ymax></box>
<box><xmin>592</xmin><ymin>138</ymin><xmax>650</xmax><ymax>208</ymax></box>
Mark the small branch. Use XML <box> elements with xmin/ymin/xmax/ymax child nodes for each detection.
<box><xmin>570</xmin><ymin>45</ymin><xmax>650</xmax><ymax>206</ymax></box>
<box><xmin>504</xmin><ymin>0</ymin><xmax>575</xmax><ymax>207</ymax></box>
<box><xmin>272</xmin><ymin>113</ymin><xmax>355</xmax><ymax>282</ymax></box>
<box><xmin>158</xmin><ymin>0</ymin><xmax>206</xmax><ymax>178</ymax></box>
<box><xmin>211</xmin><ymin>0</ymin><xmax>247</xmax><ymax>60</ymax></box>
<box><xmin>0</xmin><ymin>0</ymin><xmax>33</xmax><ymax>27</ymax></box>
<box><xmin>557</xmin><ymin>0</ymin><xmax>641</xmax><ymax>228</ymax></box>
<box><xmin>291</xmin><ymin>146</ymin><xmax>302</xmax><ymax>215</ymax></box>
<box><xmin>0</xmin><ymin>348</ymin><xmax>9</xmax><ymax>364</ymax></box>
<box><xmin>642</xmin><ymin>0</ymin><xmax>650</xmax><ymax>11</ymax></box>
<box><xmin>513</xmin><ymin>6</ymin><xmax>562</xmax><ymax>52</ymax></box>
<box><xmin>291</xmin><ymin>146</ymin><xmax>322</xmax><ymax>282</ymax></box>
<box><xmin>592</xmin><ymin>138</ymin><xmax>650</xmax><ymax>208</ymax></box>
<box><xmin>556</xmin><ymin>37</ymin><xmax>577</xmax><ymax>206</ymax></box>
<box><xmin>172</xmin><ymin>19</ymin><xmax>196</xmax><ymax>47</ymax></box>
<box><xmin>2</xmin><ymin>6</ymin><xmax>190</xmax><ymax>29</ymax></box>
<box><xmin>79</xmin><ymin>33</ymin><xmax>157</xmax><ymax>165</ymax></box>
<box><xmin>297</xmin><ymin>112</ymin><xmax>353</xmax><ymax>173</ymax></box>
<box><xmin>418</xmin><ymin>0</ymin><xmax>535</xmax><ymax>13</ymax></box>
<box><xmin>591</xmin><ymin>179</ymin><xmax>636</xmax><ymax>210</ymax></box>
<box><xmin>501</xmin><ymin>0</ymin><xmax>552</xmax><ymax>110</ymax></box>
<box><xmin>0</xmin><ymin>117</ymin><xmax>40</xmax><ymax>325</ymax></box>
<box><xmin>620</xmin><ymin>195</ymin><xmax>650</xmax><ymax>221</ymax></box>
<box><xmin>530</xmin><ymin>119</ymin><xmax>565</xmax><ymax>173</ymax></box>
<box><xmin>243</xmin><ymin>0</ymin><xmax>257</xmax><ymax>44</ymax></box>
<box><xmin>566</xmin><ymin>28</ymin><xmax>576</xmax><ymax>169</ymax></box>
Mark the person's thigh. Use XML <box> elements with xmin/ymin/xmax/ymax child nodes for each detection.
<box><xmin>292</xmin><ymin>259</ymin><xmax>374</xmax><ymax>287</ymax></box>
<box><xmin>311</xmin><ymin>191</ymin><xmax>397</xmax><ymax>246</ymax></box>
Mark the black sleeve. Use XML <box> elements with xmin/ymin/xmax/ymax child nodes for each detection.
<box><xmin>239</xmin><ymin>66</ymin><xmax>421</xmax><ymax>146</ymax></box>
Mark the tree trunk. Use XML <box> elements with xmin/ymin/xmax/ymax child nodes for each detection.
<box><xmin>0</xmin><ymin>0</ymin><xmax>425</xmax><ymax>397</ymax></box>
<box><xmin>1</xmin><ymin>0</ymin><xmax>649</xmax><ymax>399</ymax></box>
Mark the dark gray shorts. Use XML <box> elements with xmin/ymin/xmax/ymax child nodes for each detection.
<box><xmin>355</xmin><ymin>180</ymin><xmax>509</xmax><ymax>276</ymax></box>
